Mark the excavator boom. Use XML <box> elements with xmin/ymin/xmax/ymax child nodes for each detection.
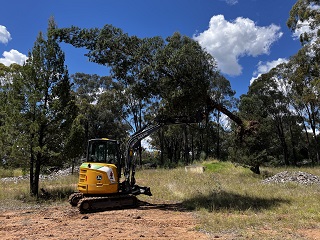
<box><xmin>122</xmin><ymin>114</ymin><xmax>204</xmax><ymax>194</ymax></box>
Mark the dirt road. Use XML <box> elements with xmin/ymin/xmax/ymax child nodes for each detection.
<box><xmin>0</xmin><ymin>202</ymin><xmax>210</xmax><ymax>240</ymax></box>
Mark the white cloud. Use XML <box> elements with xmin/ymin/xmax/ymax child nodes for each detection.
<box><xmin>224</xmin><ymin>0</ymin><xmax>238</xmax><ymax>5</ymax></box>
<box><xmin>0</xmin><ymin>25</ymin><xmax>11</xmax><ymax>44</ymax></box>
<box><xmin>0</xmin><ymin>49</ymin><xmax>28</xmax><ymax>66</ymax></box>
<box><xmin>292</xmin><ymin>19</ymin><xmax>318</xmax><ymax>42</ymax></box>
<box><xmin>141</xmin><ymin>136</ymin><xmax>154</xmax><ymax>151</ymax></box>
<box><xmin>193</xmin><ymin>15</ymin><xmax>283</xmax><ymax>76</ymax></box>
<box><xmin>308</xmin><ymin>3</ymin><xmax>320</xmax><ymax>11</ymax></box>
<box><xmin>250</xmin><ymin>58</ymin><xmax>288</xmax><ymax>85</ymax></box>
<box><xmin>0</xmin><ymin>25</ymin><xmax>27</xmax><ymax>66</ymax></box>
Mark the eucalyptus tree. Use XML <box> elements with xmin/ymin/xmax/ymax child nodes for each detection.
<box><xmin>67</xmin><ymin>72</ymin><xmax>130</xmax><ymax>164</ymax></box>
<box><xmin>153</xmin><ymin>32</ymin><xmax>218</xmax><ymax>164</ymax></box>
<box><xmin>71</xmin><ymin>73</ymin><xmax>121</xmax><ymax>138</ymax></box>
<box><xmin>268</xmin><ymin>63</ymin><xmax>305</xmax><ymax>165</ymax></box>
<box><xmin>234</xmin><ymin>93</ymin><xmax>273</xmax><ymax>173</ymax></box>
<box><xmin>248</xmin><ymin>69</ymin><xmax>295</xmax><ymax>165</ymax></box>
<box><xmin>208</xmin><ymin>73</ymin><xmax>237</xmax><ymax>159</ymax></box>
<box><xmin>154</xmin><ymin>32</ymin><xmax>215</xmax><ymax>115</ymax></box>
<box><xmin>53</xmin><ymin>24</ymin><xmax>247</xmax><ymax>165</ymax></box>
<box><xmin>53</xmin><ymin>25</ymin><xmax>163</xmax><ymax>130</ymax></box>
<box><xmin>286</xmin><ymin>0</ymin><xmax>320</xmax><ymax>164</ymax></box>
<box><xmin>53</xmin><ymin>25</ymin><xmax>166</xmax><ymax>166</ymax></box>
<box><xmin>22</xmin><ymin>18</ymin><xmax>76</xmax><ymax>196</ymax></box>
<box><xmin>285</xmin><ymin>46</ymin><xmax>320</xmax><ymax>163</ymax></box>
<box><xmin>64</xmin><ymin>73</ymin><xmax>110</xmax><ymax>160</ymax></box>
<box><xmin>287</xmin><ymin>0</ymin><xmax>320</xmax><ymax>44</ymax></box>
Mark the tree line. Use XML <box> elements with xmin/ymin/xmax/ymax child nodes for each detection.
<box><xmin>0</xmin><ymin>0</ymin><xmax>319</xmax><ymax>195</ymax></box>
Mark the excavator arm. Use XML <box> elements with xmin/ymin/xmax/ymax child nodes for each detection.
<box><xmin>121</xmin><ymin>114</ymin><xmax>204</xmax><ymax>196</ymax></box>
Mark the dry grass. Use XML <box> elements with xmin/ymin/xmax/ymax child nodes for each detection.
<box><xmin>0</xmin><ymin>168</ymin><xmax>24</xmax><ymax>178</ymax></box>
<box><xmin>0</xmin><ymin>173</ymin><xmax>78</xmax><ymax>209</ymax></box>
<box><xmin>1</xmin><ymin>162</ymin><xmax>320</xmax><ymax>239</ymax></box>
<box><xmin>137</xmin><ymin>161</ymin><xmax>320</xmax><ymax>239</ymax></box>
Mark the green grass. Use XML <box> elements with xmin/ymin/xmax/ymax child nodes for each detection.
<box><xmin>1</xmin><ymin>162</ymin><xmax>320</xmax><ymax>239</ymax></box>
<box><xmin>136</xmin><ymin>161</ymin><xmax>320</xmax><ymax>239</ymax></box>
<box><xmin>203</xmin><ymin>160</ymin><xmax>235</xmax><ymax>173</ymax></box>
<box><xmin>0</xmin><ymin>167</ymin><xmax>24</xmax><ymax>178</ymax></box>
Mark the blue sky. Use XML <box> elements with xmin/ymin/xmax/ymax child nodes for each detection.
<box><xmin>0</xmin><ymin>0</ymin><xmax>301</xmax><ymax>97</ymax></box>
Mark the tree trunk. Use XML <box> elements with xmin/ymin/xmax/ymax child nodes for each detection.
<box><xmin>302</xmin><ymin>119</ymin><xmax>313</xmax><ymax>165</ymax></box>
<box><xmin>158</xmin><ymin>130</ymin><xmax>164</xmax><ymax>166</ymax></box>
<box><xmin>183</xmin><ymin>125</ymin><xmax>189</xmax><ymax>165</ymax></box>
<box><xmin>31</xmin><ymin>123</ymin><xmax>45</xmax><ymax>197</ymax></box>
<box><xmin>276</xmin><ymin>117</ymin><xmax>289</xmax><ymax>166</ymax></box>
<box><xmin>33</xmin><ymin>154</ymin><xmax>41</xmax><ymax>197</ymax></box>
<box><xmin>216</xmin><ymin>111</ymin><xmax>221</xmax><ymax>159</ymax></box>
<box><xmin>29</xmin><ymin>139</ymin><xmax>35</xmax><ymax>196</ymax></box>
<box><xmin>289</xmin><ymin>124</ymin><xmax>298</xmax><ymax>166</ymax></box>
<box><xmin>174</xmin><ymin>139</ymin><xmax>179</xmax><ymax>163</ymax></box>
<box><xmin>166</xmin><ymin>139</ymin><xmax>173</xmax><ymax>164</ymax></box>
<box><xmin>191</xmin><ymin>133</ymin><xmax>194</xmax><ymax>162</ymax></box>
<box><xmin>204</xmin><ymin>111</ymin><xmax>210</xmax><ymax>159</ymax></box>
<box><xmin>207</xmin><ymin>97</ymin><xmax>243</xmax><ymax>126</ymax></box>
<box><xmin>30</xmin><ymin>108</ymin><xmax>37</xmax><ymax>196</ymax></box>
<box><xmin>303</xmin><ymin>103</ymin><xmax>320</xmax><ymax>163</ymax></box>
<box><xmin>138</xmin><ymin>106</ymin><xmax>143</xmax><ymax>166</ymax></box>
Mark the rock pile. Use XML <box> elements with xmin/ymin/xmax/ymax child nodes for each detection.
<box><xmin>0</xmin><ymin>167</ymin><xmax>78</xmax><ymax>183</ymax></box>
<box><xmin>262</xmin><ymin>171</ymin><xmax>320</xmax><ymax>185</ymax></box>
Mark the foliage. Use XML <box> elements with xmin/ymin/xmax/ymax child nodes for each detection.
<box><xmin>154</xmin><ymin>32</ymin><xmax>216</xmax><ymax>116</ymax></box>
<box><xmin>233</xmin><ymin>2</ymin><xmax>320</xmax><ymax>169</ymax></box>
<box><xmin>287</xmin><ymin>0</ymin><xmax>320</xmax><ymax>44</ymax></box>
<box><xmin>235</xmin><ymin>50</ymin><xmax>320</xmax><ymax>168</ymax></box>
<box><xmin>53</xmin><ymin>24</ymin><xmax>238</xmax><ymax>166</ymax></box>
<box><xmin>7</xmin><ymin>18</ymin><xmax>77</xmax><ymax>196</ymax></box>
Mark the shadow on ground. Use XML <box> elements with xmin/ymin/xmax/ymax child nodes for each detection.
<box><xmin>138</xmin><ymin>190</ymin><xmax>290</xmax><ymax>213</ymax></box>
<box><xmin>182</xmin><ymin>190</ymin><xmax>290</xmax><ymax>212</ymax></box>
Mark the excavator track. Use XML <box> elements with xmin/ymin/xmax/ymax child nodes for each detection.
<box><xmin>77</xmin><ymin>195</ymin><xmax>138</xmax><ymax>213</ymax></box>
<box><xmin>68</xmin><ymin>192</ymin><xmax>84</xmax><ymax>207</ymax></box>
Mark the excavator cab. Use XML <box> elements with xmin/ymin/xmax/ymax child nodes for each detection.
<box><xmin>77</xmin><ymin>138</ymin><xmax>121</xmax><ymax>195</ymax></box>
<box><xmin>87</xmin><ymin>138</ymin><xmax>119</xmax><ymax>164</ymax></box>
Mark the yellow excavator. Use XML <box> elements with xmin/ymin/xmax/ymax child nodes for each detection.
<box><xmin>69</xmin><ymin>115</ymin><xmax>202</xmax><ymax>213</ymax></box>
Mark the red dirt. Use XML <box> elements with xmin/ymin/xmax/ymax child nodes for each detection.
<box><xmin>0</xmin><ymin>202</ymin><xmax>210</xmax><ymax>240</ymax></box>
<box><xmin>3</xmin><ymin>201</ymin><xmax>319</xmax><ymax>239</ymax></box>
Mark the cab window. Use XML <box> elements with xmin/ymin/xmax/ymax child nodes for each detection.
<box><xmin>88</xmin><ymin>140</ymin><xmax>118</xmax><ymax>164</ymax></box>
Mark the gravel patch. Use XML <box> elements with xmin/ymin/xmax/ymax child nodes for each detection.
<box><xmin>262</xmin><ymin>171</ymin><xmax>320</xmax><ymax>185</ymax></box>
<box><xmin>0</xmin><ymin>167</ymin><xmax>78</xmax><ymax>183</ymax></box>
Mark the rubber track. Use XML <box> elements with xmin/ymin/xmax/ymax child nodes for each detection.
<box><xmin>68</xmin><ymin>192</ymin><xmax>84</xmax><ymax>207</ymax></box>
<box><xmin>77</xmin><ymin>195</ymin><xmax>137</xmax><ymax>213</ymax></box>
